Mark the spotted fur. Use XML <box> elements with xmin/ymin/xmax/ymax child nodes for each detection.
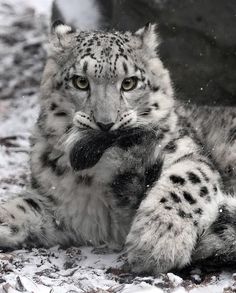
<box><xmin>0</xmin><ymin>22</ymin><xmax>235</xmax><ymax>274</ymax></box>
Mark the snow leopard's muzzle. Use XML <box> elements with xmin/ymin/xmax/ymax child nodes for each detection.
<box><xmin>69</xmin><ymin>127</ymin><xmax>156</xmax><ymax>171</ymax></box>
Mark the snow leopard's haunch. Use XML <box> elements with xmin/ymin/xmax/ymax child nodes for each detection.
<box><xmin>0</xmin><ymin>21</ymin><xmax>235</xmax><ymax>274</ymax></box>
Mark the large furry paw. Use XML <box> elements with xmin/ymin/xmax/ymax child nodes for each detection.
<box><xmin>126</xmin><ymin>210</ymin><xmax>197</xmax><ymax>274</ymax></box>
<box><xmin>0</xmin><ymin>205</ymin><xmax>26</xmax><ymax>249</ymax></box>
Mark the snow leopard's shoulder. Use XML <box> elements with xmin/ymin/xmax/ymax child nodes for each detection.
<box><xmin>176</xmin><ymin>103</ymin><xmax>236</xmax><ymax>194</ymax></box>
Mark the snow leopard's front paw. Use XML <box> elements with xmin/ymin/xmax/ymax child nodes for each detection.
<box><xmin>126</xmin><ymin>210</ymin><xmax>198</xmax><ymax>274</ymax></box>
<box><xmin>0</xmin><ymin>197</ymin><xmax>45</xmax><ymax>249</ymax></box>
<box><xmin>0</xmin><ymin>205</ymin><xmax>25</xmax><ymax>249</ymax></box>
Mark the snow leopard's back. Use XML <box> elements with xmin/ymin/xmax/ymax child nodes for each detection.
<box><xmin>178</xmin><ymin>104</ymin><xmax>236</xmax><ymax>194</ymax></box>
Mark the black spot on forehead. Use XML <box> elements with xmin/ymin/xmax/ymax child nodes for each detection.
<box><xmin>77</xmin><ymin>31</ymin><xmax>132</xmax><ymax>57</ymax></box>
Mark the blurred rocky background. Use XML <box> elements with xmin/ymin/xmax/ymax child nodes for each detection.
<box><xmin>52</xmin><ymin>0</ymin><xmax>236</xmax><ymax>106</ymax></box>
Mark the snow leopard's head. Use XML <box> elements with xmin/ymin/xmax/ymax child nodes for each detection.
<box><xmin>42</xmin><ymin>21</ymin><xmax>174</xmax><ymax>133</ymax></box>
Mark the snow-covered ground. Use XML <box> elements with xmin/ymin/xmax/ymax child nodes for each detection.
<box><xmin>0</xmin><ymin>0</ymin><xmax>236</xmax><ymax>292</ymax></box>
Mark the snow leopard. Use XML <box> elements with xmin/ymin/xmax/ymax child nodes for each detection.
<box><xmin>0</xmin><ymin>20</ymin><xmax>236</xmax><ymax>274</ymax></box>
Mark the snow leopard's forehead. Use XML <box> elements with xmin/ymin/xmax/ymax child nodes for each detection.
<box><xmin>76</xmin><ymin>31</ymin><xmax>132</xmax><ymax>56</ymax></box>
<box><xmin>72</xmin><ymin>31</ymin><xmax>138</xmax><ymax>79</ymax></box>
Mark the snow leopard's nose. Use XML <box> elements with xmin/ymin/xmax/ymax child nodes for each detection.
<box><xmin>97</xmin><ymin>122</ymin><xmax>114</xmax><ymax>131</ymax></box>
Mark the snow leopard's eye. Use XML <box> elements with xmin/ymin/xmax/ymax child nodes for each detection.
<box><xmin>72</xmin><ymin>75</ymin><xmax>89</xmax><ymax>91</ymax></box>
<box><xmin>121</xmin><ymin>77</ymin><xmax>138</xmax><ymax>91</ymax></box>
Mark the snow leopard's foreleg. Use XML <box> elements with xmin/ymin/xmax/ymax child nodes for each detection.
<box><xmin>0</xmin><ymin>191</ymin><xmax>66</xmax><ymax>249</ymax></box>
<box><xmin>126</xmin><ymin>154</ymin><xmax>223</xmax><ymax>274</ymax></box>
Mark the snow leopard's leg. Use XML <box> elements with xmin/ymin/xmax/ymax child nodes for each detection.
<box><xmin>0</xmin><ymin>190</ymin><xmax>66</xmax><ymax>249</ymax></box>
<box><xmin>126</xmin><ymin>156</ymin><xmax>222</xmax><ymax>274</ymax></box>
<box><xmin>192</xmin><ymin>195</ymin><xmax>236</xmax><ymax>267</ymax></box>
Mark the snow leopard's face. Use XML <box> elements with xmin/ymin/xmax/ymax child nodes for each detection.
<box><xmin>39</xmin><ymin>22</ymin><xmax>175</xmax><ymax>170</ymax></box>
<box><xmin>43</xmin><ymin>22</ymin><xmax>174</xmax><ymax>134</ymax></box>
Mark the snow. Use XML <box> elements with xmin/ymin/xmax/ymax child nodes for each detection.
<box><xmin>0</xmin><ymin>0</ymin><xmax>236</xmax><ymax>292</ymax></box>
<box><xmin>167</xmin><ymin>273</ymin><xmax>183</xmax><ymax>286</ymax></box>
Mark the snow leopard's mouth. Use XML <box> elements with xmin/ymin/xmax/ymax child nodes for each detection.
<box><xmin>69</xmin><ymin>127</ymin><xmax>156</xmax><ymax>171</ymax></box>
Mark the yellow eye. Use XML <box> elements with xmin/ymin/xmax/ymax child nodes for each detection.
<box><xmin>121</xmin><ymin>77</ymin><xmax>138</xmax><ymax>91</ymax></box>
<box><xmin>72</xmin><ymin>75</ymin><xmax>89</xmax><ymax>90</ymax></box>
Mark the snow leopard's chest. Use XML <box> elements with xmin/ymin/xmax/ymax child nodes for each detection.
<box><xmin>56</xmin><ymin>180</ymin><xmax>113</xmax><ymax>246</ymax></box>
<box><xmin>32</xmin><ymin>145</ymin><xmax>134</xmax><ymax>246</ymax></box>
<box><xmin>55</xmin><ymin>175</ymin><xmax>133</xmax><ymax>246</ymax></box>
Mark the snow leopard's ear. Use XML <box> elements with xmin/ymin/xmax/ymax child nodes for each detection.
<box><xmin>133</xmin><ymin>23</ymin><xmax>160</xmax><ymax>57</ymax></box>
<box><xmin>49</xmin><ymin>20</ymin><xmax>76</xmax><ymax>53</ymax></box>
<box><xmin>51</xmin><ymin>20</ymin><xmax>75</xmax><ymax>35</ymax></box>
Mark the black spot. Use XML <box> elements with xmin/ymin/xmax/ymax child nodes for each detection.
<box><xmin>152</xmin><ymin>103</ymin><xmax>159</xmax><ymax>109</ymax></box>
<box><xmin>187</xmin><ymin>172</ymin><xmax>201</xmax><ymax>184</ymax></box>
<box><xmin>54</xmin><ymin>112</ymin><xmax>67</xmax><ymax>117</ymax></box>
<box><xmin>165</xmin><ymin>206</ymin><xmax>172</xmax><ymax>210</ymax></box>
<box><xmin>200</xmin><ymin>186</ymin><xmax>209</xmax><ymax>197</ymax></box>
<box><xmin>17</xmin><ymin>205</ymin><xmax>26</xmax><ymax>213</ymax></box>
<box><xmin>194</xmin><ymin>208</ymin><xmax>203</xmax><ymax>215</ymax></box>
<box><xmin>56</xmin><ymin>81</ymin><xmax>63</xmax><ymax>89</ymax></box>
<box><xmin>167</xmin><ymin>223</ymin><xmax>173</xmax><ymax>230</ymax></box>
<box><xmin>123</xmin><ymin>62</ymin><xmax>128</xmax><ymax>74</ymax></box>
<box><xmin>213</xmin><ymin>185</ymin><xmax>218</xmax><ymax>193</ymax></box>
<box><xmin>10</xmin><ymin>214</ymin><xmax>15</xmax><ymax>219</ymax></box>
<box><xmin>160</xmin><ymin>197</ymin><xmax>167</xmax><ymax>203</ymax></box>
<box><xmin>194</xmin><ymin>221</ymin><xmax>198</xmax><ymax>226</ymax></box>
<box><xmin>225</xmin><ymin>165</ymin><xmax>234</xmax><ymax>176</ymax></box>
<box><xmin>83</xmin><ymin>61</ymin><xmax>88</xmax><ymax>73</ymax></box>
<box><xmin>170</xmin><ymin>192</ymin><xmax>181</xmax><ymax>203</ymax></box>
<box><xmin>183</xmin><ymin>191</ymin><xmax>196</xmax><ymax>204</ymax></box>
<box><xmin>50</xmin><ymin>103</ymin><xmax>58</xmax><ymax>111</ymax></box>
<box><xmin>156</xmin><ymin>132</ymin><xmax>165</xmax><ymax>140</ymax></box>
<box><xmin>152</xmin><ymin>86</ymin><xmax>160</xmax><ymax>92</ymax></box>
<box><xmin>170</xmin><ymin>175</ymin><xmax>185</xmax><ymax>185</ymax></box>
<box><xmin>164</xmin><ymin>140</ymin><xmax>177</xmax><ymax>153</ymax></box>
<box><xmin>24</xmin><ymin>198</ymin><xmax>41</xmax><ymax>212</ymax></box>
<box><xmin>178</xmin><ymin>209</ymin><xmax>192</xmax><ymax>219</ymax></box>
<box><xmin>10</xmin><ymin>225</ymin><xmax>19</xmax><ymax>234</ymax></box>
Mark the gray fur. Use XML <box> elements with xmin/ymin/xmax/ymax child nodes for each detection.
<box><xmin>0</xmin><ymin>22</ymin><xmax>235</xmax><ymax>274</ymax></box>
